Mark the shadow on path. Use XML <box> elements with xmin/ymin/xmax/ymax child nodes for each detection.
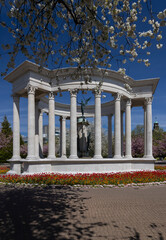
<box><xmin>0</xmin><ymin>185</ymin><xmax>106</xmax><ymax>240</ymax></box>
<box><xmin>110</xmin><ymin>220</ymin><xmax>165</xmax><ymax>240</ymax></box>
<box><xmin>0</xmin><ymin>185</ymin><xmax>165</xmax><ymax>240</ymax></box>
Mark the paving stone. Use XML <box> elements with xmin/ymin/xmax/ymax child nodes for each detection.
<box><xmin>0</xmin><ymin>184</ymin><xmax>165</xmax><ymax>239</ymax></box>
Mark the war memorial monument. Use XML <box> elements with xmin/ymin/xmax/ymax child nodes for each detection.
<box><xmin>4</xmin><ymin>60</ymin><xmax>159</xmax><ymax>175</ymax></box>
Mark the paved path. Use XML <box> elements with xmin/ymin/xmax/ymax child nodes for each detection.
<box><xmin>0</xmin><ymin>184</ymin><xmax>166</xmax><ymax>240</ymax></box>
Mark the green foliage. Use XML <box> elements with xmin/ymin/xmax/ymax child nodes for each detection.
<box><xmin>153</xmin><ymin>127</ymin><xmax>165</xmax><ymax>141</ymax></box>
<box><xmin>0</xmin><ymin>115</ymin><xmax>26</xmax><ymax>162</ymax></box>
<box><xmin>20</xmin><ymin>134</ymin><xmax>24</xmax><ymax>145</ymax></box>
<box><xmin>132</xmin><ymin>125</ymin><xmax>144</xmax><ymax>137</ymax></box>
<box><xmin>1</xmin><ymin>115</ymin><xmax>12</xmax><ymax>137</ymax></box>
<box><xmin>0</xmin><ymin>116</ymin><xmax>13</xmax><ymax>162</ymax></box>
<box><xmin>0</xmin><ymin>145</ymin><xmax>13</xmax><ymax>163</ymax></box>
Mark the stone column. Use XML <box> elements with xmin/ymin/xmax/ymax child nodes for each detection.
<box><xmin>94</xmin><ymin>89</ymin><xmax>102</xmax><ymax>159</ymax></box>
<box><xmin>108</xmin><ymin>114</ymin><xmax>113</xmax><ymax>158</ymax></box>
<box><xmin>59</xmin><ymin>116</ymin><xmax>62</xmax><ymax>157</ymax></box>
<box><xmin>145</xmin><ymin>97</ymin><xmax>153</xmax><ymax>158</ymax></box>
<box><xmin>12</xmin><ymin>94</ymin><xmax>21</xmax><ymax>160</ymax></box>
<box><xmin>121</xmin><ymin>111</ymin><xmax>124</xmax><ymax>156</ymax></box>
<box><xmin>8</xmin><ymin>95</ymin><xmax>22</xmax><ymax>175</ymax></box>
<box><xmin>48</xmin><ymin>92</ymin><xmax>56</xmax><ymax>159</ymax></box>
<box><xmin>114</xmin><ymin>93</ymin><xmax>122</xmax><ymax>159</ymax></box>
<box><xmin>35</xmin><ymin>101</ymin><xmax>39</xmax><ymax>158</ymax></box>
<box><xmin>69</xmin><ymin>89</ymin><xmax>78</xmax><ymax>159</ymax></box>
<box><xmin>27</xmin><ymin>85</ymin><xmax>36</xmax><ymax>160</ymax></box>
<box><xmin>61</xmin><ymin>116</ymin><xmax>67</xmax><ymax>158</ymax></box>
<box><xmin>125</xmin><ymin>99</ymin><xmax>132</xmax><ymax>159</ymax></box>
<box><xmin>39</xmin><ymin>110</ymin><xmax>43</xmax><ymax>157</ymax></box>
<box><xmin>143</xmin><ymin>105</ymin><xmax>147</xmax><ymax>157</ymax></box>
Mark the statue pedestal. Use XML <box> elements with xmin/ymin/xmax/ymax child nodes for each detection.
<box><xmin>77</xmin><ymin>117</ymin><xmax>89</xmax><ymax>157</ymax></box>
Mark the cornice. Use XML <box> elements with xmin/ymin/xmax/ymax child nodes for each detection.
<box><xmin>4</xmin><ymin>60</ymin><xmax>159</xmax><ymax>95</ymax></box>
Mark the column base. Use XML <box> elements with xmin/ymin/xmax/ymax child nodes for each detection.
<box><xmin>26</xmin><ymin>155</ymin><xmax>37</xmax><ymax>160</ymax></box>
<box><xmin>11</xmin><ymin>156</ymin><xmax>21</xmax><ymax>161</ymax></box>
<box><xmin>48</xmin><ymin>155</ymin><xmax>56</xmax><ymax>160</ymax></box>
<box><xmin>93</xmin><ymin>155</ymin><xmax>103</xmax><ymax>159</ymax></box>
<box><xmin>124</xmin><ymin>155</ymin><xmax>132</xmax><ymax>159</ymax></box>
<box><xmin>145</xmin><ymin>155</ymin><xmax>154</xmax><ymax>159</ymax></box>
<box><xmin>113</xmin><ymin>155</ymin><xmax>122</xmax><ymax>159</ymax></box>
<box><xmin>61</xmin><ymin>155</ymin><xmax>67</xmax><ymax>159</ymax></box>
<box><xmin>69</xmin><ymin>155</ymin><xmax>78</xmax><ymax>159</ymax></box>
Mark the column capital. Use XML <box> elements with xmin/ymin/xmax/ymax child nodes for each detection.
<box><xmin>26</xmin><ymin>84</ymin><xmax>37</xmax><ymax>95</ymax></box>
<box><xmin>49</xmin><ymin>91</ymin><xmax>55</xmax><ymax>100</ymax></box>
<box><xmin>62</xmin><ymin>116</ymin><xmax>67</xmax><ymax>121</ymax></box>
<box><xmin>145</xmin><ymin>97</ymin><xmax>153</xmax><ymax>105</ymax></box>
<box><xmin>39</xmin><ymin>109</ymin><xmax>44</xmax><ymax>116</ymax></box>
<box><xmin>12</xmin><ymin>94</ymin><xmax>20</xmax><ymax>101</ymax></box>
<box><xmin>113</xmin><ymin>93</ymin><xmax>122</xmax><ymax>101</ymax></box>
<box><xmin>93</xmin><ymin>88</ymin><xmax>102</xmax><ymax>97</ymax></box>
<box><xmin>69</xmin><ymin>89</ymin><xmax>78</xmax><ymax>97</ymax></box>
<box><xmin>126</xmin><ymin>98</ymin><xmax>132</xmax><ymax>106</ymax></box>
<box><xmin>59</xmin><ymin>115</ymin><xmax>67</xmax><ymax>121</ymax></box>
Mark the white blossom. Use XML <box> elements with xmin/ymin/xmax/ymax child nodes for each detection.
<box><xmin>142</xmin><ymin>17</ymin><xmax>147</xmax><ymax>22</ymax></box>
<box><xmin>0</xmin><ymin>0</ymin><xmax>165</xmax><ymax>77</ymax></box>
<box><xmin>156</xmin><ymin>43</ymin><xmax>163</xmax><ymax>49</ymax></box>
<box><xmin>117</xmin><ymin>68</ymin><xmax>126</xmax><ymax>75</ymax></box>
<box><xmin>156</xmin><ymin>34</ymin><xmax>162</xmax><ymax>41</ymax></box>
<box><xmin>143</xmin><ymin>59</ymin><xmax>150</xmax><ymax>67</ymax></box>
<box><xmin>157</xmin><ymin>11</ymin><xmax>166</xmax><ymax>20</ymax></box>
<box><xmin>137</xmin><ymin>59</ymin><xmax>142</xmax><ymax>63</ymax></box>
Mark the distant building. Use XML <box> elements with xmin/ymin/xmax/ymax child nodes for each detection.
<box><xmin>43</xmin><ymin>125</ymin><xmax>48</xmax><ymax>140</ymax></box>
<box><xmin>55</xmin><ymin>128</ymin><xmax>60</xmax><ymax>136</ymax></box>
<box><xmin>43</xmin><ymin>125</ymin><xmax>60</xmax><ymax>143</ymax></box>
<box><xmin>153</xmin><ymin>121</ymin><xmax>159</xmax><ymax>131</ymax></box>
<box><xmin>22</xmin><ymin>136</ymin><xmax>28</xmax><ymax>143</ymax></box>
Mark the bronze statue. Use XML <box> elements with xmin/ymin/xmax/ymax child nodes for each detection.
<box><xmin>77</xmin><ymin>97</ymin><xmax>91</xmax><ymax>117</ymax></box>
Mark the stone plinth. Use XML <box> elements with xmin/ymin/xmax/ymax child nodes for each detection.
<box><xmin>77</xmin><ymin>117</ymin><xmax>90</xmax><ymax>157</ymax></box>
<box><xmin>19</xmin><ymin>158</ymin><xmax>155</xmax><ymax>175</ymax></box>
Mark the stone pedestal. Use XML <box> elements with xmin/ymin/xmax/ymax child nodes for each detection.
<box><xmin>20</xmin><ymin>158</ymin><xmax>155</xmax><ymax>175</ymax></box>
<box><xmin>77</xmin><ymin>117</ymin><xmax>90</xmax><ymax>157</ymax></box>
<box><xmin>7</xmin><ymin>161</ymin><xmax>21</xmax><ymax>175</ymax></box>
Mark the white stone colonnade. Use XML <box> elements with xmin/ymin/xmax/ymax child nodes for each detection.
<box><xmin>4</xmin><ymin>61</ymin><xmax>158</xmax><ymax>175</ymax></box>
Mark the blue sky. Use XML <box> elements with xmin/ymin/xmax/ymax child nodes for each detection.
<box><xmin>0</xmin><ymin>1</ymin><xmax>166</xmax><ymax>136</ymax></box>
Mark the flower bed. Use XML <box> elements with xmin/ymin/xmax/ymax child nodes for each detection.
<box><xmin>0</xmin><ymin>166</ymin><xmax>10</xmax><ymax>174</ymax></box>
<box><xmin>0</xmin><ymin>171</ymin><xmax>166</xmax><ymax>186</ymax></box>
<box><xmin>155</xmin><ymin>165</ymin><xmax>166</xmax><ymax>171</ymax></box>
